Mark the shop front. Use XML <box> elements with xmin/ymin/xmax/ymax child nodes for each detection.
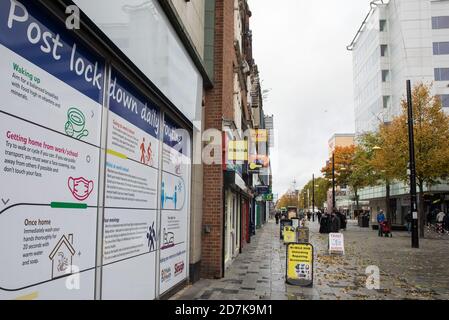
<box><xmin>223</xmin><ymin>170</ymin><xmax>251</xmax><ymax>270</ymax></box>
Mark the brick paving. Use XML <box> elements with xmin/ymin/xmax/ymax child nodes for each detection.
<box><xmin>172</xmin><ymin>219</ymin><xmax>449</xmax><ymax>300</ymax></box>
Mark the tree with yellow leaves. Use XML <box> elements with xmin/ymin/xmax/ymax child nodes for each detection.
<box><xmin>374</xmin><ymin>82</ymin><xmax>449</xmax><ymax>237</ymax></box>
<box><xmin>276</xmin><ymin>192</ymin><xmax>299</xmax><ymax>210</ymax></box>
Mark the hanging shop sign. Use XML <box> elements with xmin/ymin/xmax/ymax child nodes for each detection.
<box><xmin>250</xmin><ymin>129</ymin><xmax>267</xmax><ymax>143</ymax></box>
<box><xmin>248</xmin><ymin>154</ymin><xmax>270</xmax><ymax>173</ymax></box>
<box><xmin>227</xmin><ymin>140</ymin><xmax>248</xmax><ymax>161</ymax></box>
<box><xmin>256</xmin><ymin>185</ymin><xmax>270</xmax><ymax>195</ymax></box>
<box><xmin>329</xmin><ymin>233</ymin><xmax>345</xmax><ymax>255</ymax></box>
<box><xmin>286</xmin><ymin>243</ymin><xmax>314</xmax><ymax>287</ymax></box>
<box><xmin>263</xmin><ymin>194</ymin><xmax>273</xmax><ymax>201</ymax></box>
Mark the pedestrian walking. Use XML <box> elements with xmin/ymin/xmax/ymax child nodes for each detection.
<box><xmin>317</xmin><ymin>211</ymin><xmax>322</xmax><ymax>223</ymax></box>
<box><xmin>275</xmin><ymin>211</ymin><xmax>280</xmax><ymax>225</ymax></box>
<box><xmin>444</xmin><ymin>213</ymin><xmax>449</xmax><ymax>233</ymax></box>
<box><xmin>377</xmin><ymin>210</ymin><xmax>386</xmax><ymax>237</ymax></box>
<box><xmin>405</xmin><ymin>211</ymin><xmax>412</xmax><ymax>233</ymax></box>
<box><xmin>436</xmin><ymin>211</ymin><xmax>446</xmax><ymax>234</ymax></box>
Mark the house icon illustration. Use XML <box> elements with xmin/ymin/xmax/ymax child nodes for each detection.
<box><xmin>49</xmin><ymin>234</ymin><xmax>76</xmax><ymax>279</ymax></box>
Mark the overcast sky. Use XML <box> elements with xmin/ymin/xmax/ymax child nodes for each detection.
<box><xmin>248</xmin><ymin>0</ymin><xmax>370</xmax><ymax>197</ymax></box>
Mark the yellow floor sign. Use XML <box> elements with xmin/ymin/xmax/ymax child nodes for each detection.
<box><xmin>286</xmin><ymin>243</ymin><xmax>314</xmax><ymax>287</ymax></box>
<box><xmin>283</xmin><ymin>226</ymin><xmax>296</xmax><ymax>244</ymax></box>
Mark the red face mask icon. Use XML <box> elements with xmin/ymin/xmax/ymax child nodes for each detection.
<box><xmin>68</xmin><ymin>177</ymin><xmax>94</xmax><ymax>201</ymax></box>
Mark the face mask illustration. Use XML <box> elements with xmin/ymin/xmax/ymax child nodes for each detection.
<box><xmin>68</xmin><ymin>177</ymin><xmax>94</xmax><ymax>201</ymax></box>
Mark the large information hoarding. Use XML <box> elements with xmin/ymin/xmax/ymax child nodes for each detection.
<box><xmin>101</xmin><ymin>70</ymin><xmax>160</xmax><ymax>300</ymax></box>
<box><xmin>0</xmin><ymin>0</ymin><xmax>192</xmax><ymax>300</ymax></box>
<box><xmin>0</xmin><ymin>0</ymin><xmax>104</xmax><ymax>299</ymax></box>
<box><xmin>159</xmin><ymin>116</ymin><xmax>191</xmax><ymax>294</ymax></box>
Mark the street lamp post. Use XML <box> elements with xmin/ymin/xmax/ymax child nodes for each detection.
<box><xmin>332</xmin><ymin>152</ymin><xmax>336</xmax><ymax>212</ymax></box>
<box><xmin>407</xmin><ymin>80</ymin><xmax>419</xmax><ymax>249</ymax></box>
<box><xmin>312</xmin><ymin>174</ymin><xmax>315</xmax><ymax>214</ymax></box>
<box><xmin>303</xmin><ymin>192</ymin><xmax>307</xmax><ymax>211</ymax></box>
<box><xmin>307</xmin><ymin>188</ymin><xmax>310</xmax><ymax>211</ymax></box>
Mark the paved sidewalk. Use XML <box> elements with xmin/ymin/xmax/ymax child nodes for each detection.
<box><xmin>173</xmin><ymin>219</ymin><xmax>449</xmax><ymax>300</ymax></box>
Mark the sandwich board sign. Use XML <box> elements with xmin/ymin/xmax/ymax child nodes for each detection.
<box><xmin>283</xmin><ymin>226</ymin><xmax>296</xmax><ymax>244</ymax></box>
<box><xmin>296</xmin><ymin>227</ymin><xmax>310</xmax><ymax>244</ymax></box>
<box><xmin>286</xmin><ymin>243</ymin><xmax>314</xmax><ymax>287</ymax></box>
<box><xmin>280</xmin><ymin>219</ymin><xmax>292</xmax><ymax>240</ymax></box>
<box><xmin>291</xmin><ymin>217</ymin><xmax>299</xmax><ymax>229</ymax></box>
<box><xmin>329</xmin><ymin>233</ymin><xmax>345</xmax><ymax>255</ymax></box>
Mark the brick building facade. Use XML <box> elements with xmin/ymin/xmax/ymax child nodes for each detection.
<box><xmin>201</xmin><ymin>0</ymin><xmax>271</xmax><ymax>279</ymax></box>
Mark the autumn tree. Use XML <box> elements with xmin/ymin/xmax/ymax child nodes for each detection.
<box><xmin>375</xmin><ymin>82</ymin><xmax>449</xmax><ymax>237</ymax></box>
<box><xmin>276</xmin><ymin>191</ymin><xmax>299</xmax><ymax>210</ymax></box>
<box><xmin>321</xmin><ymin>145</ymin><xmax>363</xmax><ymax>211</ymax></box>
<box><xmin>321</xmin><ymin>145</ymin><xmax>356</xmax><ymax>187</ymax></box>
<box><xmin>300</xmin><ymin>177</ymin><xmax>330</xmax><ymax>210</ymax></box>
<box><xmin>351</xmin><ymin>131</ymin><xmax>398</xmax><ymax>220</ymax></box>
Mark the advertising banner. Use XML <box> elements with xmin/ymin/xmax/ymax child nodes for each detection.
<box><xmin>101</xmin><ymin>70</ymin><xmax>160</xmax><ymax>300</ymax></box>
<box><xmin>0</xmin><ymin>0</ymin><xmax>104</xmax><ymax>300</ymax></box>
<box><xmin>286</xmin><ymin>243</ymin><xmax>314</xmax><ymax>287</ymax></box>
<box><xmin>159</xmin><ymin>116</ymin><xmax>191</xmax><ymax>294</ymax></box>
<box><xmin>0</xmin><ymin>0</ymin><xmax>193</xmax><ymax>300</ymax></box>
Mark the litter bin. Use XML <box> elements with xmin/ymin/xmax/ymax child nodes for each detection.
<box><xmin>362</xmin><ymin>214</ymin><xmax>370</xmax><ymax>228</ymax></box>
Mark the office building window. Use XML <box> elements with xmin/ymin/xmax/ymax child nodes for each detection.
<box><xmin>380</xmin><ymin>19</ymin><xmax>387</xmax><ymax>32</ymax></box>
<box><xmin>433</xmin><ymin>42</ymin><xmax>449</xmax><ymax>55</ymax></box>
<box><xmin>380</xmin><ymin>45</ymin><xmax>388</xmax><ymax>57</ymax></box>
<box><xmin>383</xmin><ymin>96</ymin><xmax>391</xmax><ymax>109</ymax></box>
<box><xmin>432</xmin><ymin>16</ymin><xmax>449</xmax><ymax>29</ymax></box>
<box><xmin>435</xmin><ymin>68</ymin><xmax>449</xmax><ymax>81</ymax></box>
<box><xmin>439</xmin><ymin>94</ymin><xmax>449</xmax><ymax>107</ymax></box>
<box><xmin>381</xmin><ymin>70</ymin><xmax>390</xmax><ymax>82</ymax></box>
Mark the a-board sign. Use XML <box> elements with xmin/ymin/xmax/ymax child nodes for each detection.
<box><xmin>297</xmin><ymin>227</ymin><xmax>310</xmax><ymax>243</ymax></box>
<box><xmin>283</xmin><ymin>226</ymin><xmax>296</xmax><ymax>244</ymax></box>
<box><xmin>291</xmin><ymin>218</ymin><xmax>299</xmax><ymax>229</ymax></box>
<box><xmin>329</xmin><ymin>233</ymin><xmax>345</xmax><ymax>255</ymax></box>
<box><xmin>286</xmin><ymin>243</ymin><xmax>314</xmax><ymax>287</ymax></box>
<box><xmin>279</xmin><ymin>219</ymin><xmax>292</xmax><ymax>240</ymax></box>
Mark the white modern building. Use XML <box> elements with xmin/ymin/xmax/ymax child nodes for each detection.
<box><xmin>348</xmin><ymin>0</ymin><xmax>449</xmax><ymax>135</ymax></box>
<box><xmin>348</xmin><ymin>0</ymin><xmax>449</xmax><ymax>227</ymax></box>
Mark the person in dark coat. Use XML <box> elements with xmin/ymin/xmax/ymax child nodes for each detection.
<box><xmin>329</xmin><ymin>212</ymin><xmax>341</xmax><ymax>233</ymax></box>
<box><xmin>275</xmin><ymin>211</ymin><xmax>280</xmax><ymax>225</ymax></box>
<box><xmin>317</xmin><ymin>211</ymin><xmax>322</xmax><ymax>223</ymax></box>
<box><xmin>337</xmin><ymin>211</ymin><xmax>347</xmax><ymax>230</ymax></box>
<box><xmin>319</xmin><ymin>213</ymin><xmax>329</xmax><ymax>234</ymax></box>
